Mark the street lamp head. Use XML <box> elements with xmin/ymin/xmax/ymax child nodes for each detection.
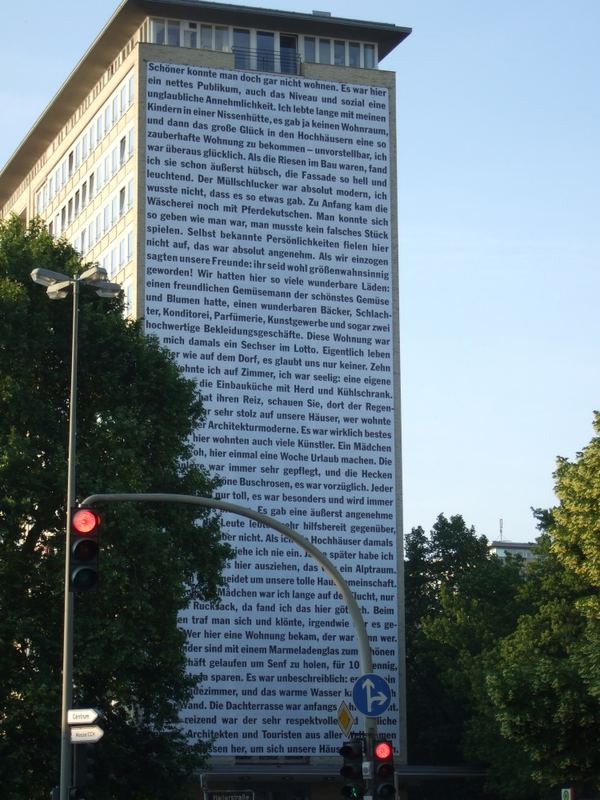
<box><xmin>47</xmin><ymin>284</ymin><xmax>71</xmax><ymax>300</ymax></box>
<box><xmin>79</xmin><ymin>265</ymin><xmax>109</xmax><ymax>282</ymax></box>
<box><xmin>31</xmin><ymin>265</ymin><xmax>121</xmax><ymax>300</ymax></box>
<box><xmin>31</xmin><ymin>267</ymin><xmax>71</xmax><ymax>287</ymax></box>
<box><xmin>86</xmin><ymin>280</ymin><xmax>121</xmax><ymax>299</ymax></box>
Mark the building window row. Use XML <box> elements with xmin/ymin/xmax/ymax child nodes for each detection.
<box><xmin>65</xmin><ymin>177</ymin><xmax>134</xmax><ymax>256</ymax></box>
<box><xmin>149</xmin><ymin>18</ymin><xmax>378</xmax><ymax>70</ymax></box>
<box><xmin>45</xmin><ymin>128</ymin><xmax>134</xmax><ymax>238</ymax></box>
<box><xmin>36</xmin><ymin>73</ymin><xmax>135</xmax><ymax>214</ymax></box>
<box><xmin>95</xmin><ymin>226</ymin><xmax>134</xmax><ymax>279</ymax></box>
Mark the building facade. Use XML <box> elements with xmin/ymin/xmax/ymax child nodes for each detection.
<box><xmin>0</xmin><ymin>2</ymin><xmax>410</xmax><ymax>797</ymax></box>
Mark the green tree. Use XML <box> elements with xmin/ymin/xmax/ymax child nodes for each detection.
<box><xmin>405</xmin><ymin>515</ymin><xmax>536</xmax><ymax>800</ymax></box>
<box><xmin>0</xmin><ymin>217</ymin><xmax>233</xmax><ymax>799</ymax></box>
<box><xmin>485</xmin><ymin>420</ymin><xmax>600</xmax><ymax>797</ymax></box>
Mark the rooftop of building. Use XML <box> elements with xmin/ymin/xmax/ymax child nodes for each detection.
<box><xmin>0</xmin><ymin>0</ymin><xmax>410</xmax><ymax>207</ymax></box>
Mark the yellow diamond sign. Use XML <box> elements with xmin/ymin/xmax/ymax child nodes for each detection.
<box><xmin>337</xmin><ymin>701</ymin><xmax>355</xmax><ymax>737</ymax></box>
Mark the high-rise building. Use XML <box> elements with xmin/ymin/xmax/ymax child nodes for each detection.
<box><xmin>0</xmin><ymin>2</ymin><xmax>410</xmax><ymax>797</ymax></box>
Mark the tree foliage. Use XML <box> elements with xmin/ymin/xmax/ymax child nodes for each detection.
<box><xmin>485</xmin><ymin>419</ymin><xmax>600</xmax><ymax>797</ymax></box>
<box><xmin>0</xmin><ymin>217</ymin><xmax>233</xmax><ymax>799</ymax></box>
<box><xmin>405</xmin><ymin>515</ymin><xmax>536</xmax><ymax>799</ymax></box>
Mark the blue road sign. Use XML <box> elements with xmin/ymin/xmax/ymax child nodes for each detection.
<box><xmin>352</xmin><ymin>674</ymin><xmax>392</xmax><ymax>717</ymax></box>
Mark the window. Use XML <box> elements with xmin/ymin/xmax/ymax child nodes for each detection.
<box><xmin>303</xmin><ymin>37</ymin><xmax>316</xmax><ymax>63</ymax></box>
<box><xmin>334</xmin><ymin>40</ymin><xmax>346</xmax><ymax>65</ymax></box>
<box><xmin>200</xmin><ymin>24</ymin><xmax>212</xmax><ymax>49</ymax></box>
<box><xmin>167</xmin><ymin>20</ymin><xmax>180</xmax><ymax>46</ymax></box>
<box><xmin>119</xmin><ymin>187</ymin><xmax>126</xmax><ymax>217</ymax></box>
<box><xmin>151</xmin><ymin>19</ymin><xmax>165</xmax><ymax>44</ymax></box>
<box><xmin>364</xmin><ymin>44</ymin><xmax>375</xmax><ymax>68</ymax></box>
<box><xmin>89</xmin><ymin>172</ymin><xmax>95</xmax><ymax>199</ymax></box>
<box><xmin>280</xmin><ymin>34</ymin><xmax>297</xmax><ymax>73</ymax></box>
<box><xmin>257</xmin><ymin>31</ymin><xmax>274</xmax><ymax>71</ymax></box>
<box><xmin>233</xmin><ymin>29</ymin><xmax>250</xmax><ymax>68</ymax></box>
<box><xmin>215</xmin><ymin>26</ymin><xmax>228</xmax><ymax>51</ymax></box>
<box><xmin>120</xmin><ymin>136</ymin><xmax>126</xmax><ymax>166</ymax></box>
<box><xmin>81</xmin><ymin>181</ymin><xmax>87</xmax><ymax>209</ymax></box>
<box><xmin>183</xmin><ymin>22</ymin><xmax>197</xmax><ymax>48</ymax></box>
<box><xmin>349</xmin><ymin>42</ymin><xmax>361</xmax><ymax>67</ymax></box>
<box><xmin>319</xmin><ymin>38</ymin><xmax>331</xmax><ymax>65</ymax></box>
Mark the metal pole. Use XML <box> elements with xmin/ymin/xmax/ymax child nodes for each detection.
<box><xmin>80</xmin><ymin>492</ymin><xmax>377</xmax><ymax>740</ymax></box>
<box><xmin>60</xmin><ymin>278</ymin><xmax>79</xmax><ymax>800</ymax></box>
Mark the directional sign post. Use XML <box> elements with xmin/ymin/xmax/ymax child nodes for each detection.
<box><xmin>352</xmin><ymin>673</ymin><xmax>392</xmax><ymax>718</ymax></box>
<box><xmin>67</xmin><ymin>709</ymin><xmax>99</xmax><ymax>725</ymax></box>
<box><xmin>70</xmin><ymin>725</ymin><xmax>104</xmax><ymax>744</ymax></box>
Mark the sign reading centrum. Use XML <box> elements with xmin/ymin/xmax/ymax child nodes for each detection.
<box><xmin>143</xmin><ymin>61</ymin><xmax>401</xmax><ymax>756</ymax></box>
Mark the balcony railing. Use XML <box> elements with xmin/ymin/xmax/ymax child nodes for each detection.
<box><xmin>232</xmin><ymin>46</ymin><xmax>301</xmax><ymax>75</ymax></box>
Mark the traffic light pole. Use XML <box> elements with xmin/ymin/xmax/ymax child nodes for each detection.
<box><xmin>31</xmin><ymin>266</ymin><xmax>120</xmax><ymax>800</ymax></box>
<box><xmin>59</xmin><ymin>279</ymin><xmax>79</xmax><ymax>800</ymax></box>
<box><xmin>79</xmin><ymin>492</ymin><xmax>378</xmax><ymax>747</ymax></box>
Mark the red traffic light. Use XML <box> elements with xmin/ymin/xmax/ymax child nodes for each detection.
<box><xmin>70</xmin><ymin>507</ymin><xmax>101</xmax><ymax>592</ymax></box>
<box><xmin>72</xmin><ymin>508</ymin><xmax>100</xmax><ymax>534</ymax></box>
<box><xmin>374</xmin><ymin>741</ymin><xmax>393</xmax><ymax>761</ymax></box>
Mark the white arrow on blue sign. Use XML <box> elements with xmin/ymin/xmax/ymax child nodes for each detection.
<box><xmin>352</xmin><ymin>673</ymin><xmax>392</xmax><ymax>717</ymax></box>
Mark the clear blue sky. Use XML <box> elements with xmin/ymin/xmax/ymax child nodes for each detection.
<box><xmin>2</xmin><ymin>0</ymin><xmax>599</xmax><ymax>543</ymax></box>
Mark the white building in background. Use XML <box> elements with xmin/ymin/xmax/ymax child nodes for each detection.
<box><xmin>0</xmin><ymin>2</ymin><xmax>410</xmax><ymax>797</ymax></box>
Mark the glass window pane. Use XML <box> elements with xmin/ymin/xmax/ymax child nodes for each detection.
<box><xmin>319</xmin><ymin>38</ymin><xmax>331</xmax><ymax>64</ymax></box>
<box><xmin>304</xmin><ymin>37</ymin><xmax>316</xmax><ymax>63</ymax></box>
<box><xmin>334</xmin><ymin>40</ymin><xmax>346</xmax><ymax>65</ymax></box>
<box><xmin>183</xmin><ymin>27</ymin><xmax>197</xmax><ymax>48</ymax></box>
<box><xmin>280</xmin><ymin>34</ymin><xmax>297</xmax><ymax>73</ymax></box>
<box><xmin>233</xmin><ymin>29</ymin><xmax>250</xmax><ymax>68</ymax></box>
<box><xmin>349</xmin><ymin>42</ymin><xmax>360</xmax><ymax>67</ymax></box>
<box><xmin>152</xmin><ymin>19</ymin><xmax>165</xmax><ymax>45</ymax></box>
<box><xmin>167</xmin><ymin>21</ymin><xmax>180</xmax><ymax>46</ymax></box>
<box><xmin>364</xmin><ymin>43</ymin><xmax>375</xmax><ymax>68</ymax></box>
<box><xmin>257</xmin><ymin>31</ymin><xmax>274</xmax><ymax>71</ymax></box>
<box><xmin>200</xmin><ymin>25</ymin><xmax>212</xmax><ymax>48</ymax></box>
<box><xmin>215</xmin><ymin>26</ymin><xmax>228</xmax><ymax>51</ymax></box>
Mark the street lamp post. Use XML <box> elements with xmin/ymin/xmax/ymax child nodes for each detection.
<box><xmin>31</xmin><ymin>266</ymin><xmax>120</xmax><ymax>800</ymax></box>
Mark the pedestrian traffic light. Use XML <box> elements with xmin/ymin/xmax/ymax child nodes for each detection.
<box><xmin>339</xmin><ymin>739</ymin><xmax>364</xmax><ymax>799</ymax></box>
<box><xmin>70</xmin><ymin>507</ymin><xmax>100</xmax><ymax>592</ymax></box>
<box><xmin>373</xmin><ymin>739</ymin><xmax>395</xmax><ymax>799</ymax></box>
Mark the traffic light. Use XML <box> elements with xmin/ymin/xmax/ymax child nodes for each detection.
<box><xmin>70</xmin><ymin>507</ymin><xmax>100</xmax><ymax>592</ymax></box>
<box><xmin>373</xmin><ymin>739</ymin><xmax>395</xmax><ymax>799</ymax></box>
<box><xmin>339</xmin><ymin>739</ymin><xmax>364</xmax><ymax>799</ymax></box>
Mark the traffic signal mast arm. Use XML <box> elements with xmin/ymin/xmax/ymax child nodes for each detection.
<box><xmin>79</xmin><ymin>492</ymin><xmax>377</xmax><ymax>739</ymax></box>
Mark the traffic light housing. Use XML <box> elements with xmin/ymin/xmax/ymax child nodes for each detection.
<box><xmin>373</xmin><ymin>739</ymin><xmax>395</xmax><ymax>799</ymax></box>
<box><xmin>339</xmin><ymin>739</ymin><xmax>364</xmax><ymax>799</ymax></box>
<box><xmin>70</xmin><ymin>507</ymin><xmax>100</xmax><ymax>592</ymax></box>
